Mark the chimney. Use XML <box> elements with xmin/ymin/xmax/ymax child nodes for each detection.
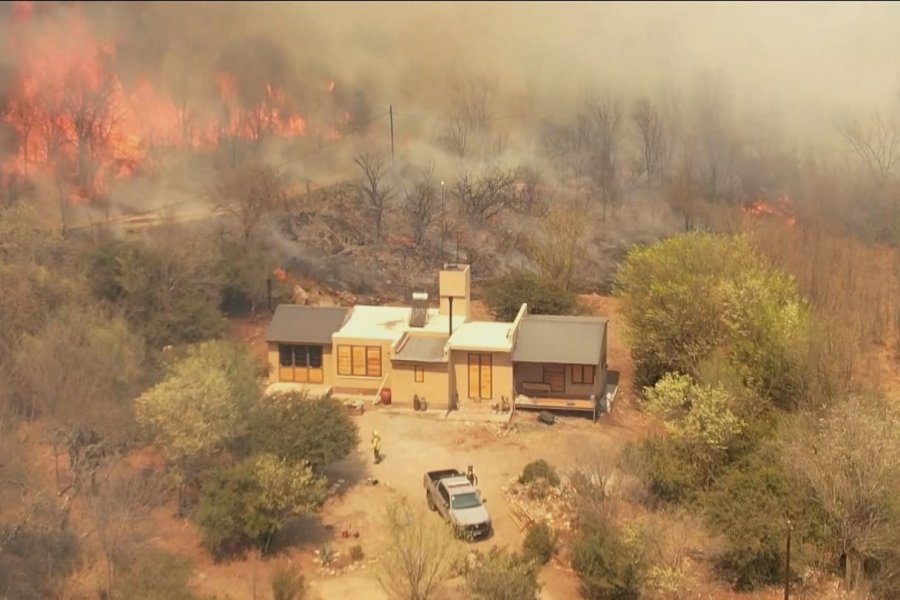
<box><xmin>410</xmin><ymin>292</ymin><xmax>428</xmax><ymax>327</ymax></box>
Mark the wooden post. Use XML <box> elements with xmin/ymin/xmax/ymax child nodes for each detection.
<box><xmin>784</xmin><ymin>520</ymin><xmax>792</xmax><ymax>600</ymax></box>
<box><xmin>389</xmin><ymin>104</ymin><xmax>395</xmax><ymax>168</ymax></box>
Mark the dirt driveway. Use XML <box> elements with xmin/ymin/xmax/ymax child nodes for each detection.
<box><xmin>305</xmin><ymin>401</ymin><xmax>648</xmax><ymax>600</ymax></box>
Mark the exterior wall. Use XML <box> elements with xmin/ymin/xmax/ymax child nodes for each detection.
<box><xmin>513</xmin><ymin>362</ymin><xmax>598</xmax><ymax>397</ymax></box>
<box><xmin>331</xmin><ymin>336</ymin><xmax>393</xmax><ymax>395</ymax></box>
<box><xmin>390</xmin><ymin>362</ymin><xmax>451</xmax><ymax>410</ymax></box>
<box><xmin>450</xmin><ymin>350</ymin><xmax>513</xmax><ymax>408</ymax></box>
<box><xmin>595</xmin><ymin>331</ymin><xmax>609</xmax><ymax>398</ymax></box>
<box><xmin>438</xmin><ymin>266</ymin><xmax>471</xmax><ymax>320</ymax></box>
<box><xmin>267</xmin><ymin>343</ymin><xmax>334</xmax><ymax>386</ymax></box>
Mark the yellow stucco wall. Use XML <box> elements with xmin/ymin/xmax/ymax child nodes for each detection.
<box><xmin>267</xmin><ymin>343</ymin><xmax>334</xmax><ymax>385</ymax></box>
<box><xmin>331</xmin><ymin>336</ymin><xmax>394</xmax><ymax>394</ymax></box>
<box><xmin>449</xmin><ymin>350</ymin><xmax>513</xmax><ymax>409</ymax></box>
<box><xmin>390</xmin><ymin>363</ymin><xmax>451</xmax><ymax>410</ymax></box>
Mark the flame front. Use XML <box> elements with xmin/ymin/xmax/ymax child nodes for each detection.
<box><xmin>0</xmin><ymin>3</ymin><xmax>311</xmax><ymax>202</ymax></box>
<box><xmin>743</xmin><ymin>194</ymin><xmax>797</xmax><ymax>226</ymax></box>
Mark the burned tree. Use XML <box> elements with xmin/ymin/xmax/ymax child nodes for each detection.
<box><xmin>439</xmin><ymin>77</ymin><xmax>495</xmax><ymax>159</ymax></box>
<box><xmin>403</xmin><ymin>165</ymin><xmax>439</xmax><ymax>248</ymax></box>
<box><xmin>837</xmin><ymin>112</ymin><xmax>900</xmax><ymax>186</ymax></box>
<box><xmin>453</xmin><ymin>167</ymin><xmax>517</xmax><ymax>222</ymax></box>
<box><xmin>632</xmin><ymin>97</ymin><xmax>669</xmax><ymax>186</ymax></box>
<box><xmin>213</xmin><ymin>161</ymin><xmax>288</xmax><ymax>242</ymax></box>
<box><xmin>354</xmin><ymin>152</ymin><xmax>395</xmax><ymax>242</ymax></box>
<box><xmin>691</xmin><ymin>72</ymin><xmax>738</xmax><ymax>203</ymax></box>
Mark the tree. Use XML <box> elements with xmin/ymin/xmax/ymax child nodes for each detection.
<box><xmin>465</xmin><ymin>548</ymin><xmax>540</xmax><ymax>600</ymax></box>
<box><xmin>614</xmin><ymin>232</ymin><xmax>808</xmax><ymax>400</ymax></box>
<box><xmin>483</xmin><ymin>269</ymin><xmax>577</xmax><ymax>321</ymax></box>
<box><xmin>783</xmin><ymin>395</ymin><xmax>900</xmax><ymax>592</ymax></box>
<box><xmin>690</xmin><ymin>71</ymin><xmax>738</xmax><ymax>203</ymax></box>
<box><xmin>439</xmin><ymin>77</ymin><xmax>494</xmax><ymax>159</ymax></box>
<box><xmin>12</xmin><ymin>304</ymin><xmax>143</xmax><ymax>430</ymax></box>
<box><xmin>570</xmin><ymin>511</ymin><xmax>645</xmax><ymax>600</ymax></box>
<box><xmin>194</xmin><ymin>454</ymin><xmax>327</xmax><ymax>556</ymax></box>
<box><xmin>117</xmin><ymin>549</ymin><xmax>200</xmax><ymax>600</ymax></box>
<box><xmin>377</xmin><ymin>497</ymin><xmax>461</xmax><ymax>600</ymax></box>
<box><xmin>632</xmin><ymin>97</ymin><xmax>668</xmax><ymax>186</ymax></box>
<box><xmin>526</xmin><ymin>199</ymin><xmax>589</xmax><ymax>292</ymax></box>
<box><xmin>134</xmin><ymin>341</ymin><xmax>259</xmax><ymax>509</ymax></box>
<box><xmin>837</xmin><ymin>111</ymin><xmax>900</xmax><ymax>186</ymax></box>
<box><xmin>403</xmin><ymin>164</ymin><xmax>440</xmax><ymax>247</ymax></box>
<box><xmin>246</xmin><ymin>392</ymin><xmax>359</xmax><ymax>472</ymax></box>
<box><xmin>453</xmin><ymin>167</ymin><xmax>517</xmax><ymax>222</ymax></box>
<box><xmin>213</xmin><ymin>161</ymin><xmax>288</xmax><ymax>242</ymax></box>
<box><xmin>354</xmin><ymin>152</ymin><xmax>395</xmax><ymax>242</ymax></box>
<box><xmin>665</xmin><ymin>136</ymin><xmax>703</xmax><ymax>231</ymax></box>
<box><xmin>643</xmin><ymin>374</ymin><xmax>746</xmax><ymax>486</ymax></box>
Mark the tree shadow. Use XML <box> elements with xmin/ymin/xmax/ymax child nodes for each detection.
<box><xmin>270</xmin><ymin>513</ymin><xmax>335</xmax><ymax>554</ymax></box>
<box><xmin>321</xmin><ymin>453</ymin><xmax>369</xmax><ymax>497</ymax></box>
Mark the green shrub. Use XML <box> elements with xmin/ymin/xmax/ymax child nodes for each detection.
<box><xmin>622</xmin><ymin>438</ymin><xmax>696</xmax><ymax>505</ymax></box>
<box><xmin>270</xmin><ymin>565</ymin><xmax>306</xmax><ymax>600</ymax></box>
<box><xmin>194</xmin><ymin>455</ymin><xmax>327</xmax><ymax>557</ymax></box>
<box><xmin>522</xmin><ymin>522</ymin><xmax>555</xmax><ymax>565</ymax></box>
<box><xmin>519</xmin><ymin>459</ymin><xmax>560</xmax><ymax>487</ymax></box>
<box><xmin>483</xmin><ymin>269</ymin><xmax>577</xmax><ymax>321</ymax></box>
<box><xmin>465</xmin><ymin>548</ymin><xmax>540</xmax><ymax>600</ymax></box>
<box><xmin>570</xmin><ymin>514</ymin><xmax>644</xmax><ymax>600</ymax></box>
<box><xmin>247</xmin><ymin>392</ymin><xmax>359</xmax><ymax>472</ymax></box>
<box><xmin>118</xmin><ymin>549</ymin><xmax>198</xmax><ymax>600</ymax></box>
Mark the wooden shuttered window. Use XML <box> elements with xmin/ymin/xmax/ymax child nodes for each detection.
<box><xmin>414</xmin><ymin>365</ymin><xmax>425</xmax><ymax>383</ymax></box>
<box><xmin>337</xmin><ymin>345</ymin><xmax>382</xmax><ymax>377</ymax></box>
<box><xmin>542</xmin><ymin>364</ymin><xmax>565</xmax><ymax>393</ymax></box>
<box><xmin>571</xmin><ymin>364</ymin><xmax>595</xmax><ymax>385</ymax></box>
<box><xmin>277</xmin><ymin>344</ymin><xmax>324</xmax><ymax>383</ymax></box>
<box><xmin>468</xmin><ymin>353</ymin><xmax>492</xmax><ymax>400</ymax></box>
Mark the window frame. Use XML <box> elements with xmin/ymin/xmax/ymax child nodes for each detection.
<box><xmin>337</xmin><ymin>344</ymin><xmax>382</xmax><ymax>377</ymax></box>
<box><xmin>414</xmin><ymin>364</ymin><xmax>425</xmax><ymax>383</ymax></box>
<box><xmin>571</xmin><ymin>364</ymin><xmax>595</xmax><ymax>385</ymax></box>
<box><xmin>542</xmin><ymin>364</ymin><xmax>566</xmax><ymax>393</ymax></box>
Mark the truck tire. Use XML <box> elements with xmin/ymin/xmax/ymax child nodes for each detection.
<box><xmin>426</xmin><ymin>493</ymin><xmax>436</xmax><ymax>512</ymax></box>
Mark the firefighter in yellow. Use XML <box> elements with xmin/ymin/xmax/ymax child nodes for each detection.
<box><xmin>372</xmin><ymin>430</ymin><xmax>382</xmax><ymax>463</ymax></box>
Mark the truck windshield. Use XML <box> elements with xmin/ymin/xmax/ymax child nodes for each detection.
<box><xmin>450</xmin><ymin>493</ymin><xmax>481</xmax><ymax>510</ymax></box>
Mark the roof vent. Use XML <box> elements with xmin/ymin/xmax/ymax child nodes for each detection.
<box><xmin>410</xmin><ymin>292</ymin><xmax>429</xmax><ymax>327</ymax></box>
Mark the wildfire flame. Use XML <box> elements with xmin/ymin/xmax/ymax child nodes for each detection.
<box><xmin>0</xmin><ymin>3</ymin><xmax>316</xmax><ymax>203</ymax></box>
<box><xmin>743</xmin><ymin>194</ymin><xmax>797</xmax><ymax>227</ymax></box>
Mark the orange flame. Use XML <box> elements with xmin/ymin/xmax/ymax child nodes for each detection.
<box><xmin>743</xmin><ymin>194</ymin><xmax>797</xmax><ymax>226</ymax></box>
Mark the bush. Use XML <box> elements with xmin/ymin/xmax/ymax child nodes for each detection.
<box><xmin>118</xmin><ymin>549</ymin><xmax>198</xmax><ymax>600</ymax></box>
<box><xmin>614</xmin><ymin>231</ymin><xmax>808</xmax><ymax>405</ymax></box>
<box><xmin>247</xmin><ymin>392</ymin><xmax>359</xmax><ymax>472</ymax></box>
<box><xmin>519</xmin><ymin>459</ymin><xmax>560</xmax><ymax>487</ymax></box>
<box><xmin>271</xmin><ymin>565</ymin><xmax>306</xmax><ymax>600</ymax></box>
<box><xmin>522</xmin><ymin>521</ymin><xmax>555</xmax><ymax>565</ymax></box>
<box><xmin>465</xmin><ymin>548</ymin><xmax>540</xmax><ymax>600</ymax></box>
<box><xmin>570</xmin><ymin>513</ymin><xmax>644</xmax><ymax>600</ymax></box>
<box><xmin>483</xmin><ymin>269</ymin><xmax>577</xmax><ymax>321</ymax></box>
<box><xmin>622</xmin><ymin>437</ymin><xmax>696</xmax><ymax>505</ymax></box>
<box><xmin>194</xmin><ymin>455</ymin><xmax>327</xmax><ymax>556</ymax></box>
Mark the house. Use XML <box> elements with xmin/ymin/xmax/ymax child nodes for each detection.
<box><xmin>265</xmin><ymin>264</ymin><xmax>611</xmax><ymax>420</ymax></box>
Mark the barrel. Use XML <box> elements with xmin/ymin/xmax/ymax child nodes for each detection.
<box><xmin>380</xmin><ymin>388</ymin><xmax>392</xmax><ymax>405</ymax></box>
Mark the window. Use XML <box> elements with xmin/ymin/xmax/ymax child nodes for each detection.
<box><xmin>468</xmin><ymin>353</ymin><xmax>492</xmax><ymax>399</ymax></box>
<box><xmin>414</xmin><ymin>365</ymin><xmax>425</xmax><ymax>383</ymax></box>
<box><xmin>277</xmin><ymin>345</ymin><xmax>324</xmax><ymax>383</ymax></box>
<box><xmin>572</xmin><ymin>364</ymin><xmax>595</xmax><ymax>385</ymax></box>
<box><xmin>542</xmin><ymin>364</ymin><xmax>565</xmax><ymax>393</ymax></box>
<box><xmin>337</xmin><ymin>345</ymin><xmax>382</xmax><ymax>377</ymax></box>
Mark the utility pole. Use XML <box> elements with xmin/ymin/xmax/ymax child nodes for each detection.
<box><xmin>784</xmin><ymin>519</ymin><xmax>792</xmax><ymax>600</ymax></box>
<box><xmin>440</xmin><ymin>180</ymin><xmax>446</xmax><ymax>265</ymax></box>
<box><xmin>389</xmin><ymin>104</ymin><xmax>395</xmax><ymax>168</ymax></box>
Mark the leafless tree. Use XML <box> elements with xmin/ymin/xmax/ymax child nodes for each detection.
<box><xmin>439</xmin><ymin>77</ymin><xmax>495</xmax><ymax>159</ymax></box>
<box><xmin>354</xmin><ymin>152</ymin><xmax>395</xmax><ymax>243</ymax></box>
<box><xmin>666</xmin><ymin>136</ymin><xmax>704</xmax><ymax>231</ymax></box>
<box><xmin>783</xmin><ymin>395</ymin><xmax>900</xmax><ymax>592</ymax></box>
<box><xmin>837</xmin><ymin>112</ymin><xmax>900</xmax><ymax>186</ymax></box>
<box><xmin>691</xmin><ymin>72</ymin><xmax>739</xmax><ymax>203</ymax></box>
<box><xmin>453</xmin><ymin>167</ymin><xmax>517</xmax><ymax>222</ymax></box>
<box><xmin>632</xmin><ymin>97</ymin><xmax>669</xmax><ymax>186</ymax></box>
<box><xmin>213</xmin><ymin>161</ymin><xmax>288</xmax><ymax>242</ymax></box>
<box><xmin>527</xmin><ymin>198</ymin><xmax>589</xmax><ymax>292</ymax></box>
<box><xmin>441</xmin><ymin>117</ymin><xmax>472</xmax><ymax>160</ymax></box>
<box><xmin>580</xmin><ymin>91</ymin><xmax>622</xmax><ymax>218</ymax></box>
<box><xmin>403</xmin><ymin>164</ymin><xmax>439</xmax><ymax>248</ymax></box>
<box><xmin>508</xmin><ymin>166</ymin><xmax>546</xmax><ymax>215</ymax></box>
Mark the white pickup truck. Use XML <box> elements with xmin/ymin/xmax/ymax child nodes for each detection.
<box><xmin>423</xmin><ymin>469</ymin><xmax>492</xmax><ymax>540</ymax></box>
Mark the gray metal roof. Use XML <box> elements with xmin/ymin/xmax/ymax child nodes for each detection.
<box><xmin>511</xmin><ymin>314</ymin><xmax>608</xmax><ymax>365</ymax></box>
<box><xmin>265</xmin><ymin>305</ymin><xmax>349</xmax><ymax>345</ymax></box>
<box><xmin>392</xmin><ymin>335</ymin><xmax>448</xmax><ymax>363</ymax></box>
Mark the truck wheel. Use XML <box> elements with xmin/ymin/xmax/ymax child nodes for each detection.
<box><xmin>426</xmin><ymin>493</ymin><xmax>436</xmax><ymax>512</ymax></box>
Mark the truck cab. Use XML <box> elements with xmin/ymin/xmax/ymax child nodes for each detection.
<box><xmin>423</xmin><ymin>469</ymin><xmax>492</xmax><ymax>540</ymax></box>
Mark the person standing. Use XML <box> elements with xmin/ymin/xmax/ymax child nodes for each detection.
<box><xmin>372</xmin><ymin>430</ymin><xmax>382</xmax><ymax>463</ymax></box>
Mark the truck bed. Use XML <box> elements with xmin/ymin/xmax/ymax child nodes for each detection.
<box><xmin>425</xmin><ymin>469</ymin><xmax>463</xmax><ymax>484</ymax></box>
